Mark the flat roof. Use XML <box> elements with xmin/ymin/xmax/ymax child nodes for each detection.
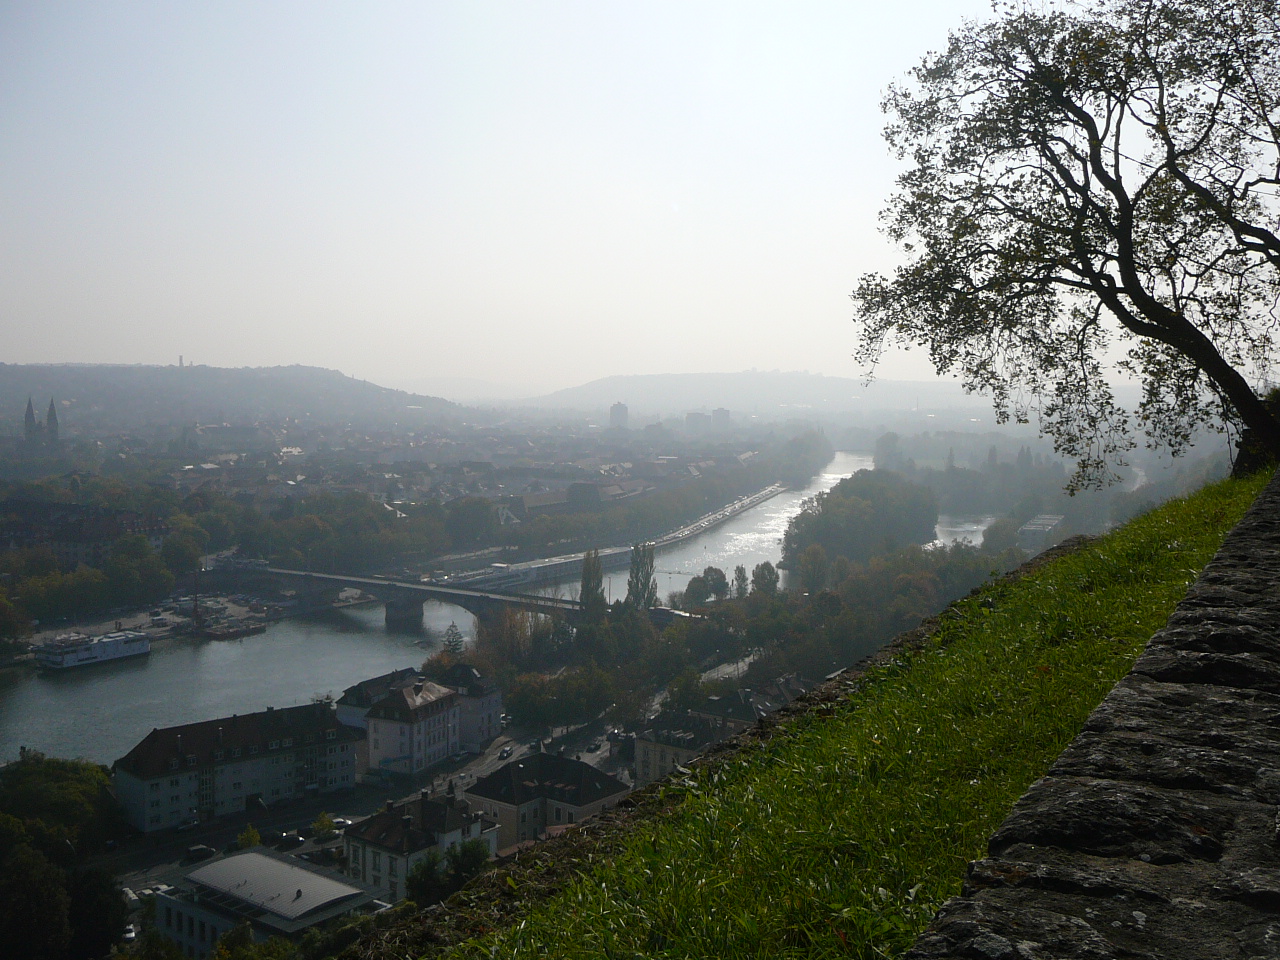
<box><xmin>187</xmin><ymin>852</ymin><xmax>364</xmax><ymax>921</ymax></box>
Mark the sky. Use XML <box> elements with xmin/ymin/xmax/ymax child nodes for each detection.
<box><xmin>0</xmin><ymin>1</ymin><xmax>999</xmax><ymax>399</ymax></box>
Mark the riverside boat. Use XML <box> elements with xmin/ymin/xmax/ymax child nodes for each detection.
<box><xmin>34</xmin><ymin>630</ymin><xmax>151</xmax><ymax>669</ymax></box>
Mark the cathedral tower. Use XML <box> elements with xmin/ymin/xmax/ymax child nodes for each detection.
<box><xmin>46</xmin><ymin>400</ymin><xmax>59</xmax><ymax>442</ymax></box>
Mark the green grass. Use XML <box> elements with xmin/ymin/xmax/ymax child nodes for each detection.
<box><xmin>443</xmin><ymin>472</ymin><xmax>1270</xmax><ymax>960</ymax></box>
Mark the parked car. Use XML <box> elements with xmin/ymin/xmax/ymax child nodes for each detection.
<box><xmin>185</xmin><ymin>844</ymin><xmax>216</xmax><ymax>862</ymax></box>
<box><xmin>499</xmin><ymin>745</ymin><xmax>513</xmax><ymax>759</ymax></box>
<box><xmin>331</xmin><ymin>817</ymin><xmax>353</xmax><ymax>829</ymax></box>
<box><xmin>122</xmin><ymin>924</ymin><xmax>137</xmax><ymax>943</ymax></box>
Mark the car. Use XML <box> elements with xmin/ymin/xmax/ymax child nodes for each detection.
<box><xmin>174</xmin><ymin>817</ymin><xmax>200</xmax><ymax>832</ymax></box>
<box><xmin>122</xmin><ymin>924</ymin><xmax>137</xmax><ymax>943</ymax></box>
<box><xmin>588</xmin><ymin>740</ymin><xmax>602</xmax><ymax>752</ymax></box>
<box><xmin>499</xmin><ymin>745</ymin><xmax>513</xmax><ymax>759</ymax></box>
<box><xmin>185</xmin><ymin>844</ymin><xmax>216</xmax><ymax>861</ymax></box>
<box><xmin>449</xmin><ymin>752</ymin><xmax>466</xmax><ymax>763</ymax></box>
<box><xmin>331</xmin><ymin>817</ymin><xmax>353</xmax><ymax>829</ymax></box>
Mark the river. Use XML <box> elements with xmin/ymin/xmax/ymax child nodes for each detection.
<box><xmin>0</xmin><ymin>451</ymin><xmax>993</xmax><ymax>764</ymax></box>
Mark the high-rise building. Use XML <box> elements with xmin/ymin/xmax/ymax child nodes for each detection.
<box><xmin>609</xmin><ymin>402</ymin><xmax>628</xmax><ymax>430</ymax></box>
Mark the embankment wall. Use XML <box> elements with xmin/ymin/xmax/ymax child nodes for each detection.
<box><xmin>908</xmin><ymin>469</ymin><xmax>1280</xmax><ymax>959</ymax></box>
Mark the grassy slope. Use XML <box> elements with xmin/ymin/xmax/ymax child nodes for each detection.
<box><xmin>436</xmin><ymin>472</ymin><xmax>1268</xmax><ymax>960</ymax></box>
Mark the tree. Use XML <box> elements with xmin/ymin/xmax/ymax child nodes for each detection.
<box><xmin>797</xmin><ymin>544</ymin><xmax>830</xmax><ymax>595</ymax></box>
<box><xmin>733</xmin><ymin>564</ymin><xmax>749</xmax><ymax>600</ymax></box>
<box><xmin>311</xmin><ymin>811</ymin><xmax>336</xmax><ymax>840</ymax></box>
<box><xmin>444</xmin><ymin>838</ymin><xmax>491</xmax><ymax>888</ymax></box>
<box><xmin>751</xmin><ymin>561</ymin><xmax>779</xmax><ymax>596</ymax></box>
<box><xmin>237</xmin><ymin>823</ymin><xmax>261</xmax><ymax>849</ymax></box>
<box><xmin>625</xmin><ymin>543</ymin><xmax>658</xmax><ymax>609</ymax></box>
<box><xmin>702</xmin><ymin>566</ymin><xmax>729</xmax><ymax>602</ymax></box>
<box><xmin>406</xmin><ymin>849</ymin><xmax>446</xmax><ymax>904</ymax></box>
<box><xmin>853</xmin><ymin>0</ymin><xmax>1280</xmax><ymax>487</ymax></box>
<box><xmin>683</xmin><ymin>575</ymin><xmax>711</xmax><ymax>608</ymax></box>
<box><xmin>66</xmin><ymin>867</ymin><xmax>127</xmax><ymax>960</ymax></box>
<box><xmin>579</xmin><ymin>549</ymin><xmax>607</xmax><ymax>623</ymax></box>
<box><xmin>0</xmin><ymin>845</ymin><xmax>71</xmax><ymax>960</ymax></box>
<box><xmin>442</xmin><ymin>622</ymin><xmax>465</xmax><ymax>657</ymax></box>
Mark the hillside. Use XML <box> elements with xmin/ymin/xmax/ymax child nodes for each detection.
<box><xmin>325</xmin><ymin>469</ymin><xmax>1268</xmax><ymax>960</ymax></box>
<box><xmin>522</xmin><ymin>371</ymin><xmax>993</xmax><ymax>420</ymax></box>
<box><xmin>0</xmin><ymin>363</ymin><xmax>458</xmax><ymax>436</ymax></box>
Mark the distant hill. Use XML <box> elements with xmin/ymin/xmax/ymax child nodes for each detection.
<box><xmin>523</xmin><ymin>371</ymin><xmax>990</xmax><ymax>419</ymax></box>
<box><xmin>0</xmin><ymin>364</ymin><xmax>459</xmax><ymax>436</ymax></box>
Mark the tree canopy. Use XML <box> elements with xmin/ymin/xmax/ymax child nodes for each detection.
<box><xmin>854</xmin><ymin>0</ymin><xmax>1280</xmax><ymax>487</ymax></box>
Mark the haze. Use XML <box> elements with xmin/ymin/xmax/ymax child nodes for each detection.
<box><xmin>1</xmin><ymin>1</ymin><xmax>994</xmax><ymax>398</ymax></box>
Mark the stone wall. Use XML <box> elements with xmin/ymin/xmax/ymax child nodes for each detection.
<box><xmin>908</xmin><ymin>470</ymin><xmax>1280</xmax><ymax>960</ymax></box>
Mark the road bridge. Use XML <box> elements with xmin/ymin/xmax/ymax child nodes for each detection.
<box><xmin>265</xmin><ymin>568</ymin><xmax>581</xmax><ymax>629</ymax></box>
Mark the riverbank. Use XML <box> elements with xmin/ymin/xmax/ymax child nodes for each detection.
<box><xmin>323</xmin><ymin>468</ymin><xmax>1270</xmax><ymax>960</ymax></box>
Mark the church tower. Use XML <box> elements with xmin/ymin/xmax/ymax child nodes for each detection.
<box><xmin>46</xmin><ymin>400</ymin><xmax>59</xmax><ymax>443</ymax></box>
<box><xmin>24</xmin><ymin>398</ymin><xmax>37</xmax><ymax>443</ymax></box>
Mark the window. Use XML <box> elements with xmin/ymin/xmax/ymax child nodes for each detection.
<box><xmin>185</xmin><ymin>754</ymin><xmax>197</xmax><ymax>766</ymax></box>
<box><xmin>389</xmin><ymin>881</ymin><xmax>398</xmax><ymax>900</ymax></box>
<box><xmin>326</xmin><ymin>729</ymin><xmax>336</xmax><ymax>740</ymax></box>
<box><xmin>150</xmin><ymin>800</ymin><xmax>160</xmax><ymax>809</ymax></box>
<box><xmin>282</xmin><ymin>738</ymin><xmax>293</xmax><ymax>747</ymax></box>
<box><xmin>231</xmin><ymin>747</ymin><xmax>241</xmax><ymax>758</ymax></box>
<box><xmin>554</xmin><ymin>807</ymin><xmax>561</xmax><ymax>822</ymax></box>
<box><xmin>199</xmin><ymin>921</ymin><xmax>206</xmax><ymax>943</ymax></box>
<box><xmin>164</xmin><ymin>906</ymin><xmax>172</xmax><ymax>928</ymax></box>
<box><xmin>169</xmin><ymin>759</ymin><xmax>179</xmax><ymax>771</ymax></box>
<box><xmin>248</xmin><ymin>745</ymin><xmax>259</xmax><ymax>755</ymax></box>
<box><xmin>269</xmin><ymin>740</ymin><xmax>279</xmax><ymax>750</ymax></box>
<box><xmin>388</xmin><ymin>857</ymin><xmax>397</xmax><ymax>877</ymax></box>
<box><xmin>150</xmin><ymin>782</ymin><xmax>160</xmax><ymax>792</ymax></box>
<box><xmin>372</xmin><ymin>852</ymin><xmax>381</xmax><ymax>870</ymax></box>
<box><xmin>213</xmin><ymin>750</ymin><xmax>224</xmax><ymax>761</ymax></box>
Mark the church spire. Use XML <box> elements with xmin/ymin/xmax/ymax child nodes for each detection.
<box><xmin>24</xmin><ymin>398</ymin><xmax>36</xmax><ymax>443</ymax></box>
<box><xmin>46</xmin><ymin>400</ymin><xmax>59</xmax><ymax>442</ymax></box>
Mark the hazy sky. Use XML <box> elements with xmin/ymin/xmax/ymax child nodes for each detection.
<box><xmin>1</xmin><ymin>1</ymin><xmax>997</xmax><ymax>397</ymax></box>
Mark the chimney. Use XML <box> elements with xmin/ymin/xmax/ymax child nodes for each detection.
<box><xmin>217</xmin><ymin>727</ymin><xmax>223</xmax><ymax>745</ymax></box>
<box><xmin>385</xmin><ymin>799</ymin><xmax>395</xmax><ymax>813</ymax></box>
<box><xmin>402</xmin><ymin>815</ymin><xmax>413</xmax><ymax>832</ymax></box>
<box><xmin>176</xmin><ymin>734</ymin><xmax>182</xmax><ymax>752</ymax></box>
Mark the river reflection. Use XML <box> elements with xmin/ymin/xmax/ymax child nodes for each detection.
<box><xmin>0</xmin><ymin>603</ymin><xmax>475</xmax><ymax>764</ymax></box>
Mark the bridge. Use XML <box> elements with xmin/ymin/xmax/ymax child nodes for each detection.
<box><xmin>264</xmin><ymin>568</ymin><xmax>581</xmax><ymax>629</ymax></box>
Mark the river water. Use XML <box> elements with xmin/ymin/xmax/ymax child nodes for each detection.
<box><xmin>0</xmin><ymin>451</ymin><xmax>991</xmax><ymax>764</ymax></box>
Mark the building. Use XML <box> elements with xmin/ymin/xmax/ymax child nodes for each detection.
<box><xmin>711</xmin><ymin>407</ymin><xmax>731</xmax><ymax>431</ymax></box>
<box><xmin>113</xmin><ymin>702</ymin><xmax>365</xmax><ymax>833</ymax></box>
<box><xmin>23</xmin><ymin>398</ymin><xmax>58</xmax><ymax>445</ymax></box>
<box><xmin>343</xmin><ymin>791</ymin><xmax>498</xmax><ymax>901</ymax></box>
<box><xmin>437</xmin><ymin>663</ymin><xmax>503</xmax><ymax>753</ymax></box>
<box><xmin>609</xmin><ymin>402</ymin><xmax>628</xmax><ymax>430</ymax></box>
<box><xmin>634</xmin><ymin>713</ymin><xmax>722</xmax><ymax>787</ymax></box>
<box><xmin>154</xmin><ymin>850</ymin><xmax>381</xmax><ymax>958</ymax></box>
<box><xmin>464</xmin><ymin>753</ymin><xmax>630</xmax><ymax>849</ymax></box>
<box><xmin>335</xmin><ymin>667</ymin><xmax>419</xmax><ymax>730</ymax></box>
<box><xmin>1017</xmin><ymin>514</ymin><xmax>1065</xmax><ymax>554</ymax></box>
<box><xmin>365</xmin><ymin>680</ymin><xmax>460</xmax><ymax>776</ymax></box>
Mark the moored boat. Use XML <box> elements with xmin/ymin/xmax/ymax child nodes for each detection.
<box><xmin>34</xmin><ymin>630</ymin><xmax>151</xmax><ymax>669</ymax></box>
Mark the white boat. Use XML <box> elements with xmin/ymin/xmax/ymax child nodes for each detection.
<box><xmin>34</xmin><ymin>630</ymin><xmax>151</xmax><ymax>669</ymax></box>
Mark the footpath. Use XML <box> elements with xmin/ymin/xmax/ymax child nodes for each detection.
<box><xmin>909</xmin><ymin>468</ymin><xmax>1280</xmax><ymax>960</ymax></box>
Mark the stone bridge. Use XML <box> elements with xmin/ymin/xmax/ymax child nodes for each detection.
<box><xmin>265</xmin><ymin>568</ymin><xmax>581</xmax><ymax>630</ymax></box>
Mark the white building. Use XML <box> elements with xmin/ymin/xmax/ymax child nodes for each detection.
<box><xmin>365</xmin><ymin>680</ymin><xmax>460</xmax><ymax>776</ymax></box>
<box><xmin>343</xmin><ymin>791</ymin><xmax>498</xmax><ymax>902</ymax></box>
<box><xmin>437</xmin><ymin>663</ymin><xmax>503</xmax><ymax>753</ymax></box>
<box><xmin>113</xmin><ymin>702</ymin><xmax>365</xmax><ymax>833</ymax></box>
<box><xmin>154</xmin><ymin>850</ymin><xmax>380</xmax><ymax>958</ymax></box>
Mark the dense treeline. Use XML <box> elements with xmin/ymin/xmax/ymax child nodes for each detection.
<box><xmin>0</xmin><ymin>750</ymin><xmax>128</xmax><ymax>960</ymax></box>
<box><xmin>781</xmin><ymin>469</ymin><xmax>938</xmax><ymax>568</ymax></box>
